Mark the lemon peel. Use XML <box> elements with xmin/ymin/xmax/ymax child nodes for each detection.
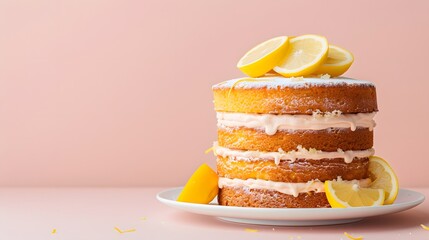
<box><xmin>227</xmin><ymin>78</ymin><xmax>270</xmax><ymax>98</ymax></box>
<box><xmin>421</xmin><ymin>224</ymin><xmax>429</xmax><ymax>230</ymax></box>
<box><xmin>204</xmin><ymin>147</ymin><xmax>214</xmax><ymax>154</ymax></box>
<box><xmin>114</xmin><ymin>227</ymin><xmax>136</xmax><ymax>234</ymax></box>
<box><xmin>227</xmin><ymin>77</ymin><xmax>274</xmax><ymax>100</ymax></box>
<box><xmin>344</xmin><ymin>232</ymin><xmax>363</xmax><ymax>240</ymax></box>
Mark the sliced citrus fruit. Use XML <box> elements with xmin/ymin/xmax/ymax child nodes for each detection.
<box><xmin>237</xmin><ymin>36</ymin><xmax>289</xmax><ymax>77</ymax></box>
<box><xmin>368</xmin><ymin>156</ymin><xmax>399</xmax><ymax>205</ymax></box>
<box><xmin>177</xmin><ymin>163</ymin><xmax>219</xmax><ymax>204</ymax></box>
<box><xmin>273</xmin><ymin>34</ymin><xmax>328</xmax><ymax>77</ymax></box>
<box><xmin>313</xmin><ymin>45</ymin><xmax>354</xmax><ymax>77</ymax></box>
<box><xmin>324</xmin><ymin>180</ymin><xmax>385</xmax><ymax>208</ymax></box>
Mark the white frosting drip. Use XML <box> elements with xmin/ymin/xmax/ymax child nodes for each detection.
<box><xmin>214</xmin><ymin>143</ymin><xmax>375</xmax><ymax>164</ymax></box>
<box><xmin>217</xmin><ymin>112</ymin><xmax>376</xmax><ymax>135</ymax></box>
<box><xmin>212</xmin><ymin>76</ymin><xmax>375</xmax><ymax>90</ymax></box>
<box><xmin>218</xmin><ymin>177</ymin><xmax>371</xmax><ymax>197</ymax></box>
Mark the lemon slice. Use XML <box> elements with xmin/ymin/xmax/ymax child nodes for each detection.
<box><xmin>368</xmin><ymin>156</ymin><xmax>399</xmax><ymax>205</ymax></box>
<box><xmin>314</xmin><ymin>45</ymin><xmax>354</xmax><ymax>77</ymax></box>
<box><xmin>324</xmin><ymin>180</ymin><xmax>385</xmax><ymax>208</ymax></box>
<box><xmin>274</xmin><ymin>34</ymin><xmax>328</xmax><ymax>77</ymax></box>
<box><xmin>177</xmin><ymin>163</ymin><xmax>219</xmax><ymax>204</ymax></box>
<box><xmin>237</xmin><ymin>36</ymin><xmax>289</xmax><ymax>77</ymax></box>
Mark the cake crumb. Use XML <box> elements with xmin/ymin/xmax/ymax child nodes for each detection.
<box><xmin>51</xmin><ymin>229</ymin><xmax>57</xmax><ymax>234</ymax></box>
<box><xmin>312</xmin><ymin>109</ymin><xmax>342</xmax><ymax>118</ymax></box>
<box><xmin>244</xmin><ymin>228</ymin><xmax>259</xmax><ymax>233</ymax></box>
<box><xmin>312</xmin><ymin>109</ymin><xmax>323</xmax><ymax>117</ymax></box>
<box><xmin>140</xmin><ymin>217</ymin><xmax>147</xmax><ymax>221</ymax></box>
<box><xmin>320</xmin><ymin>74</ymin><xmax>331</xmax><ymax>79</ymax></box>
<box><xmin>344</xmin><ymin>232</ymin><xmax>363</xmax><ymax>240</ymax></box>
<box><xmin>325</xmin><ymin>110</ymin><xmax>342</xmax><ymax>117</ymax></box>
<box><xmin>308</xmin><ymin>147</ymin><xmax>318</xmax><ymax>154</ymax></box>
<box><xmin>421</xmin><ymin>224</ymin><xmax>429</xmax><ymax>230</ymax></box>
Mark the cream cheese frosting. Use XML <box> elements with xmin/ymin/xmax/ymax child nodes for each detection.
<box><xmin>217</xmin><ymin>111</ymin><xmax>376</xmax><ymax>135</ymax></box>
<box><xmin>213</xmin><ymin>142</ymin><xmax>374</xmax><ymax>164</ymax></box>
<box><xmin>218</xmin><ymin>177</ymin><xmax>371</xmax><ymax>197</ymax></box>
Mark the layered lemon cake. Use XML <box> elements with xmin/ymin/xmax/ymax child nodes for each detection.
<box><xmin>212</xmin><ymin>77</ymin><xmax>377</xmax><ymax>208</ymax></box>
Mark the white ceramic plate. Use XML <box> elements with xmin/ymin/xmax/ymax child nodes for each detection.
<box><xmin>157</xmin><ymin>188</ymin><xmax>425</xmax><ymax>226</ymax></box>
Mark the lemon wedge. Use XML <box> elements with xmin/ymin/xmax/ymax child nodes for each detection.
<box><xmin>325</xmin><ymin>180</ymin><xmax>385</xmax><ymax>208</ymax></box>
<box><xmin>314</xmin><ymin>45</ymin><xmax>354</xmax><ymax>77</ymax></box>
<box><xmin>237</xmin><ymin>36</ymin><xmax>289</xmax><ymax>77</ymax></box>
<box><xmin>368</xmin><ymin>156</ymin><xmax>399</xmax><ymax>205</ymax></box>
<box><xmin>177</xmin><ymin>163</ymin><xmax>219</xmax><ymax>204</ymax></box>
<box><xmin>274</xmin><ymin>34</ymin><xmax>328</xmax><ymax>77</ymax></box>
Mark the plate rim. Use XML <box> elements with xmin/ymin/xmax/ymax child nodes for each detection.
<box><xmin>156</xmin><ymin>187</ymin><xmax>425</xmax><ymax>222</ymax></box>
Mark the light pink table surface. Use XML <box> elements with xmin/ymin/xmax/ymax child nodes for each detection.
<box><xmin>0</xmin><ymin>187</ymin><xmax>428</xmax><ymax>240</ymax></box>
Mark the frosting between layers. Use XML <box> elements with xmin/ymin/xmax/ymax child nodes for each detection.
<box><xmin>218</xmin><ymin>177</ymin><xmax>372</xmax><ymax>197</ymax></box>
<box><xmin>213</xmin><ymin>142</ymin><xmax>375</xmax><ymax>164</ymax></box>
<box><xmin>212</xmin><ymin>77</ymin><xmax>375</xmax><ymax>90</ymax></box>
<box><xmin>217</xmin><ymin>112</ymin><xmax>376</xmax><ymax>135</ymax></box>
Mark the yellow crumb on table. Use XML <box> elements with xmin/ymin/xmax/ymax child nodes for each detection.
<box><xmin>51</xmin><ymin>229</ymin><xmax>57</xmax><ymax>234</ymax></box>
<box><xmin>421</xmin><ymin>224</ymin><xmax>429</xmax><ymax>230</ymax></box>
<box><xmin>244</xmin><ymin>228</ymin><xmax>259</xmax><ymax>233</ymax></box>
<box><xmin>114</xmin><ymin>227</ymin><xmax>136</xmax><ymax>234</ymax></box>
<box><xmin>344</xmin><ymin>232</ymin><xmax>363</xmax><ymax>240</ymax></box>
<box><xmin>140</xmin><ymin>217</ymin><xmax>147</xmax><ymax>221</ymax></box>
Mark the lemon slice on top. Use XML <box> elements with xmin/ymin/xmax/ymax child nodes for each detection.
<box><xmin>237</xmin><ymin>36</ymin><xmax>289</xmax><ymax>77</ymax></box>
<box><xmin>314</xmin><ymin>45</ymin><xmax>354</xmax><ymax>77</ymax></box>
<box><xmin>368</xmin><ymin>156</ymin><xmax>399</xmax><ymax>205</ymax></box>
<box><xmin>274</xmin><ymin>34</ymin><xmax>328</xmax><ymax>77</ymax></box>
<box><xmin>177</xmin><ymin>163</ymin><xmax>219</xmax><ymax>204</ymax></box>
<box><xmin>324</xmin><ymin>180</ymin><xmax>385</xmax><ymax>208</ymax></box>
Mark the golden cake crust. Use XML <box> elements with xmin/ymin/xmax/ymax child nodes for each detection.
<box><xmin>218</xmin><ymin>186</ymin><xmax>330</xmax><ymax>208</ymax></box>
<box><xmin>213</xmin><ymin>84</ymin><xmax>377</xmax><ymax>114</ymax></box>
<box><xmin>216</xmin><ymin>156</ymin><xmax>369</xmax><ymax>182</ymax></box>
<box><xmin>213</xmin><ymin>77</ymin><xmax>377</xmax><ymax>208</ymax></box>
<box><xmin>218</xmin><ymin>127</ymin><xmax>373</xmax><ymax>152</ymax></box>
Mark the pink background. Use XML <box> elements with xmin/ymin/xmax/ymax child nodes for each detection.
<box><xmin>0</xmin><ymin>0</ymin><xmax>428</xmax><ymax>187</ymax></box>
